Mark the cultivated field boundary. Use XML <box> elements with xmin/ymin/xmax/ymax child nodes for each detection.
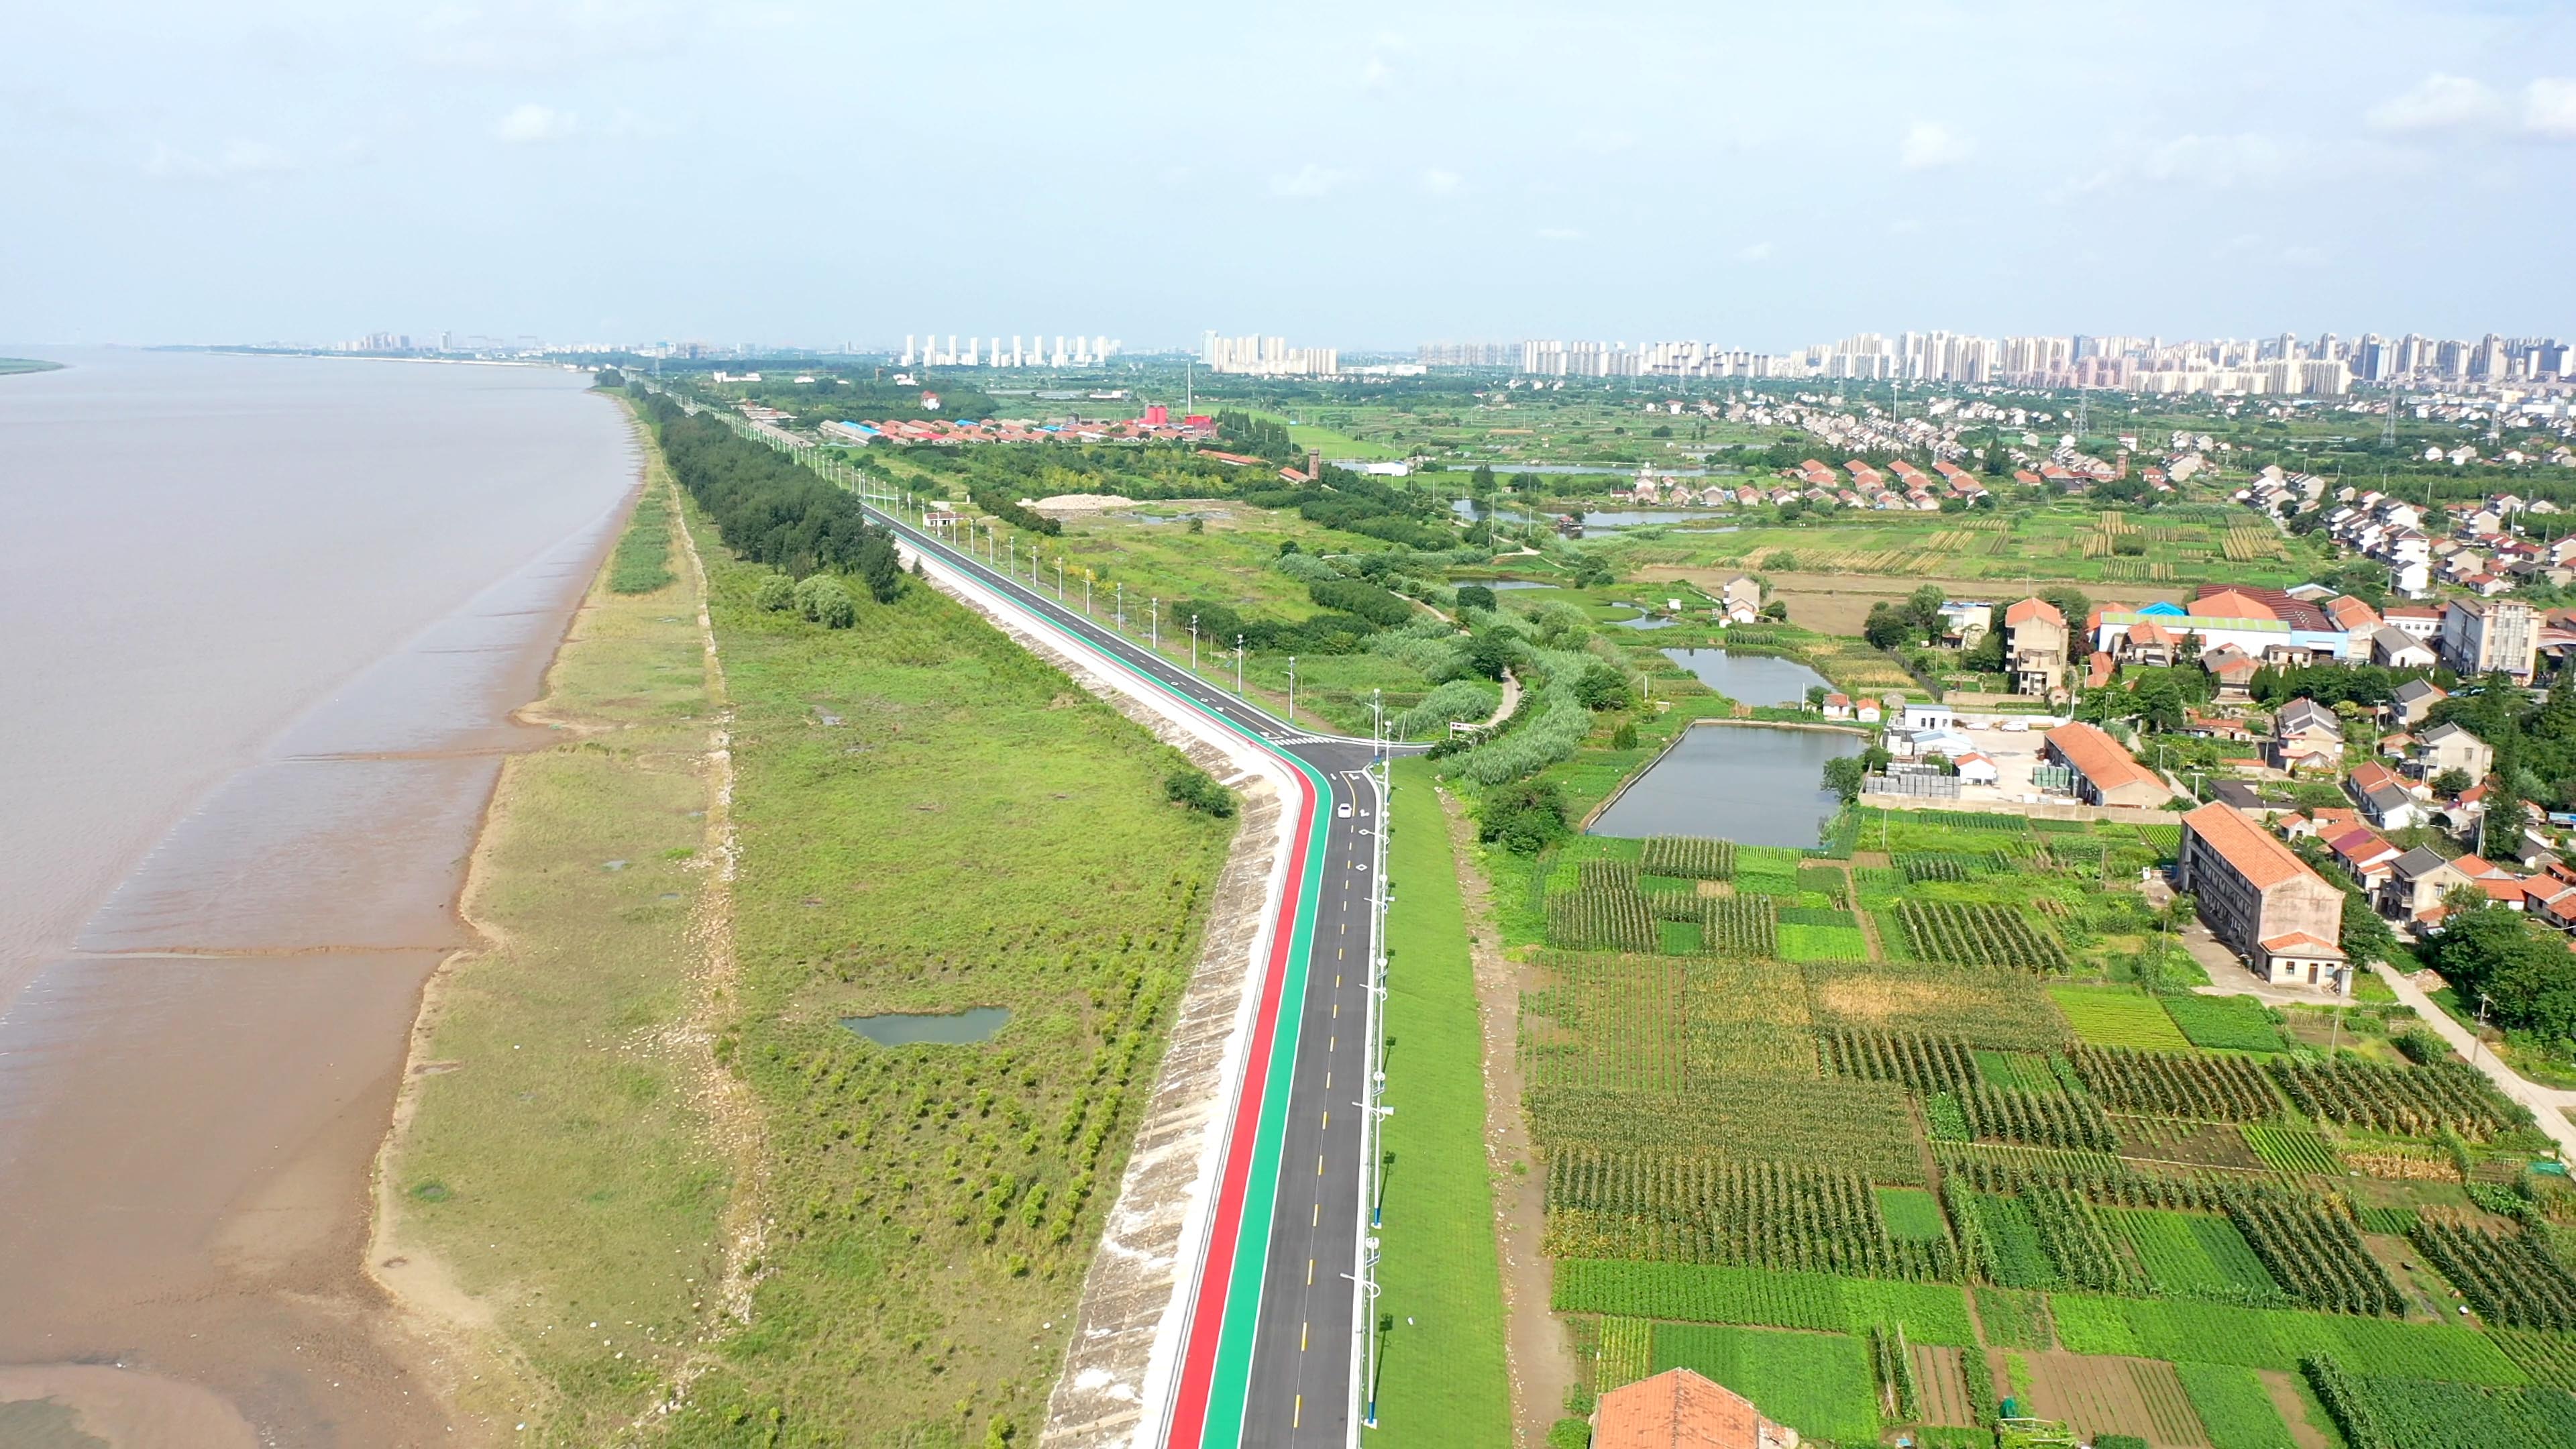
<box><xmin>888</xmin><ymin>540</ymin><xmax>1304</xmax><ymax>1449</ymax></box>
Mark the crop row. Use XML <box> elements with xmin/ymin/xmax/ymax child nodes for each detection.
<box><xmin>1961</xmin><ymin>1083</ymin><xmax>2120</xmax><ymax>1152</ymax></box>
<box><xmin>1550</xmin><ymin>1259</ymin><xmax>1978</xmax><ymax>1346</ymax></box>
<box><xmin>1544</xmin><ymin>1149</ymin><xmax>1952</xmax><ymax>1280</ymax></box>
<box><xmin>2070</xmin><ymin>1044</ymin><xmax>2281</xmax><ymax>1122</ymax></box>
<box><xmin>1640</xmin><ymin>835</ymin><xmax>1734</xmax><ymax>880</ymax></box>
<box><xmin>2304</xmin><ymin>1354</ymin><xmax>2576</xmax><ymax>1449</ymax></box>
<box><xmin>2241</xmin><ymin>1123</ymin><xmax>2344</xmax><ymax>1176</ymax></box>
<box><xmin>2269</xmin><ymin>1058</ymin><xmax>2522</xmax><ymax>1141</ymax></box>
<box><xmin>2410</xmin><ymin>1220</ymin><xmax>2576</xmax><ymax>1330</ymax></box>
<box><xmin>1821</xmin><ymin>1027</ymin><xmax>1978</xmax><ymax>1097</ymax></box>
<box><xmin>2024</xmin><ymin>1183</ymin><xmax>2141</xmax><ymax>1294</ymax></box>
<box><xmin>1577</xmin><ymin>857</ymin><xmax>1641</xmax><ymax>892</ymax></box>
<box><xmin>1896</xmin><ymin>900</ymin><xmax>2071</xmax><ymax>973</ymax></box>
<box><xmin>1699</xmin><ymin>896</ymin><xmax>1778</xmax><ymax>957</ymax></box>
<box><xmin>1547</xmin><ymin>888</ymin><xmax>1660</xmax><ymax>955</ymax></box>
<box><xmin>2227</xmin><ymin>1197</ymin><xmax>2402</xmax><ymax>1316</ymax></box>
<box><xmin>1898</xmin><ymin>852</ymin><xmax>1978</xmax><ymax>883</ymax></box>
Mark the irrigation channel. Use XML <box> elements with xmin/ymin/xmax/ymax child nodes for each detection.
<box><xmin>647</xmin><ymin>384</ymin><xmax>1417</xmax><ymax>1449</ymax></box>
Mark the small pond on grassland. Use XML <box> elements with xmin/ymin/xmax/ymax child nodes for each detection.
<box><xmin>841</xmin><ymin>1006</ymin><xmax>1011</xmax><ymax>1045</ymax></box>
<box><xmin>1660</xmin><ymin>648</ymin><xmax>1835</xmax><ymax>708</ymax></box>
<box><xmin>1588</xmin><ymin>724</ymin><xmax>1861</xmax><ymax>848</ymax></box>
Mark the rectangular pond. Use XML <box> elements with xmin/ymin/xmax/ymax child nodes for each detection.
<box><xmin>1589</xmin><ymin>723</ymin><xmax>1861</xmax><ymax>848</ymax></box>
<box><xmin>1662</xmin><ymin>647</ymin><xmax>1835</xmax><ymax>708</ymax></box>
<box><xmin>841</xmin><ymin>1006</ymin><xmax>1011</xmax><ymax>1045</ymax></box>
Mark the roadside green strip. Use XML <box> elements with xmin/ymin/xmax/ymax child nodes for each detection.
<box><xmin>1368</xmin><ymin>757</ymin><xmax>1511</xmax><ymax>1445</ymax></box>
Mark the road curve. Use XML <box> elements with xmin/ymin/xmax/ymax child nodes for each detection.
<box><xmin>845</xmin><ymin>492</ymin><xmax>1402</xmax><ymax>1449</ymax></box>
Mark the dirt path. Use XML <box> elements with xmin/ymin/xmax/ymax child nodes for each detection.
<box><xmin>1434</xmin><ymin>788</ymin><xmax>1574</xmax><ymax>1446</ymax></box>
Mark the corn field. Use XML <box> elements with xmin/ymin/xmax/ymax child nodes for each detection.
<box><xmin>2409</xmin><ymin>1221</ymin><xmax>2576</xmax><ymax>1330</ymax></box>
<box><xmin>2069</xmin><ymin>1045</ymin><xmax>2283</xmax><ymax>1122</ymax></box>
<box><xmin>1641</xmin><ymin>835</ymin><xmax>1735</xmax><ymax>881</ymax></box>
<box><xmin>2267</xmin><ymin>1058</ymin><xmax>2520</xmax><ymax>1140</ymax></box>
<box><xmin>2225</xmin><ymin>1197</ymin><xmax>2402</xmax><ymax>1316</ymax></box>
<box><xmin>1962</xmin><ymin>1083</ymin><xmax>2121</xmax><ymax>1152</ymax></box>
<box><xmin>1821</xmin><ymin>1027</ymin><xmax>1979</xmax><ymax>1098</ymax></box>
<box><xmin>1548</xmin><ymin>888</ymin><xmax>1660</xmax><ymax>955</ymax></box>
<box><xmin>1544</xmin><ymin>1148</ymin><xmax>1954</xmax><ymax>1280</ymax></box>
<box><xmin>1896</xmin><ymin>900</ymin><xmax>2072</xmax><ymax>973</ymax></box>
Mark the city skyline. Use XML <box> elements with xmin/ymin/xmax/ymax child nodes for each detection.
<box><xmin>5</xmin><ymin>2</ymin><xmax>2574</xmax><ymax>347</ymax></box>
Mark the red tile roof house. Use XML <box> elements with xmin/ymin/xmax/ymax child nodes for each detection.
<box><xmin>1594</xmin><ymin>1368</ymin><xmax>1800</xmax><ymax>1449</ymax></box>
<box><xmin>2178</xmin><ymin>802</ymin><xmax>2351</xmax><ymax>991</ymax></box>
<box><xmin>2326</xmin><ymin>826</ymin><xmax>2402</xmax><ymax>889</ymax></box>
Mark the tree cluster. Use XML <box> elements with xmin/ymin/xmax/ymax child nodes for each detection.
<box><xmin>2421</xmin><ymin>902</ymin><xmax>2576</xmax><ymax>1043</ymax></box>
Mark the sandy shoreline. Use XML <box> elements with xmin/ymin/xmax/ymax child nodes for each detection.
<box><xmin>0</xmin><ymin>391</ymin><xmax>641</xmax><ymax>1447</ymax></box>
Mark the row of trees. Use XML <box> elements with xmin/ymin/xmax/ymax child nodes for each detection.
<box><xmin>645</xmin><ymin>398</ymin><xmax>905</xmax><ymax>604</ymax></box>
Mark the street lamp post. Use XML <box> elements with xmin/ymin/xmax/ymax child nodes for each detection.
<box><xmin>1235</xmin><ymin>635</ymin><xmax>1244</xmax><ymax>696</ymax></box>
<box><xmin>1056</xmin><ymin>557</ymin><xmax>1065</xmax><ymax>601</ymax></box>
<box><xmin>1150</xmin><ymin>596</ymin><xmax>1159</xmax><ymax>650</ymax></box>
<box><xmin>1116</xmin><ymin>581</ymin><xmax>1124</xmax><ymax>631</ymax></box>
<box><xmin>1190</xmin><ymin>614</ymin><xmax>1199</xmax><ymax>671</ymax></box>
<box><xmin>1084</xmin><ymin>571</ymin><xmax>1092</xmax><ymax>616</ymax></box>
<box><xmin>1288</xmin><ymin>655</ymin><xmax>1297</xmax><ymax>723</ymax></box>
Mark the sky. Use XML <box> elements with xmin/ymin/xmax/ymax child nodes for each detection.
<box><xmin>4</xmin><ymin>1</ymin><xmax>2573</xmax><ymax>352</ymax></box>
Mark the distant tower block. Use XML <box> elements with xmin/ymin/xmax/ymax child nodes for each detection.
<box><xmin>902</xmin><ymin>334</ymin><xmax>916</xmax><ymax>367</ymax></box>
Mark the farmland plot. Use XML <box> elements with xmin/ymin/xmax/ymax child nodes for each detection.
<box><xmin>2021</xmin><ymin>1352</ymin><xmax>2212</xmax><ymax>1449</ymax></box>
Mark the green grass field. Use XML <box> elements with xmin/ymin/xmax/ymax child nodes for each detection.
<box><xmin>1371</xmin><ymin>759</ymin><xmax>1512</xmax><ymax>1446</ymax></box>
<box><xmin>2161</xmin><ymin>994</ymin><xmax>2288</xmax><ymax>1052</ymax></box>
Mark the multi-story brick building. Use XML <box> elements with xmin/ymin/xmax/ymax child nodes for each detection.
<box><xmin>2177</xmin><ymin>802</ymin><xmax>2348</xmax><ymax>991</ymax></box>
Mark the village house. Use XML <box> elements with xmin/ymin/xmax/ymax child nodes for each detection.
<box><xmin>2347</xmin><ymin>759</ymin><xmax>2421</xmax><ymax>830</ymax></box>
<box><xmin>2176</xmin><ymin>802</ymin><xmax>2349</xmax><ymax>991</ymax></box>
<box><xmin>2375</xmin><ymin>846</ymin><xmax>2478</xmax><ymax>924</ymax></box>
<box><xmin>1719</xmin><ymin>575</ymin><xmax>1762</xmax><ymax>624</ymax></box>
<box><xmin>2006</xmin><ymin>597</ymin><xmax>2070</xmax><ymax>697</ymax></box>
<box><xmin>2417</xmin><ymin>721</ymin><xmax>2493</xmax><ymax>783</ymax></box>
<box><xmin>2326</xmin><ymin>825</ymin><xmax>2403</xmax><ymax>891</ymax></box>
<box><xmin>2390</xmin><ymin>678</ymin><xmax>2447</xmax><ymax>726</ymax></box>
<box><xmin>2267</xmin><ymin>698</ymin><xmax>2344</xmax><ymax>773</ymax></box>
<box><xmin>1595</xmin><ymin>1368</ymin><xmax>1800</xmax><ymax>1449</ymax></box>
<box><xmin>1820</xmin><ymin>692</ymin><xmax>1852</xmax><ymax>720</ymax></box>
<box><xmin>2043</xmin><ymin>722</ymin><xmax>2172</xmax><ymax>807</ymax></box>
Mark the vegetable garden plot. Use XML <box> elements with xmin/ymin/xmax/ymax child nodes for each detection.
<box><xmin>1876</xmin><ymin>1187</ymin><xmax>1949</xmax><ymax>1241</ymax></box>
<box><xmin>2304</xmin><ymin>1356</ymin><xmax>2576</xmax><ymax>1449</ymax></box>
<box><xmin>1548</xmin><ymin>888</ymin><xmax>1660</xmax><ymax>954</ymax></box>
<box><xmin>1682</xmin><ymin>955</ymin><xmax>1812</xmax><ymax>1079</ymax></box>
<box><xmin>2019</xmin><ymin>1352</ymin><xmax>2209</xmax><ymax>1449</ymax></box>
<box><xmin>1595</xmin><ymin>1316</ymin><xmax>1653</xmax><ymax>1392</ymax></box>
<box><xmin>1912</xmin><ymin>1344</ymin><xmax>1979</xmax><ymax>1427</ymax></box>
<box><xmin>2224</xmin><ymin>1197</ymin><xmax>2402</xmax><ymax>1316</ymax></box>
<box><xmin>2161</xmin><ymin>994</ymin><xmax>2286</xmax><ymax>1053</ymax></box>
<box><xmin>1694</xmin><ymin>896</ymin><xmax>1778</xmax><ymax>957</ymax></box>
<box><xmin>1808</xmin><ymin>961</ymin><xmax>2076</xmax><ymax>1052</ymax></box>
<box><xmin>1821</xmin><ymin>1026</ymin><xmax>1979</xmax><ymax>1096</ymax></box>
<box><xmin>1639</xmin><ymin>834</ymin><xmax>1734</xmax><ymax>881</ymax></box>
<box><xmin>1543</xmin><ymin>1148</ymin><xmax>1953</xmax><ymax>1280</ymax></box>
<box><xmin>2051</xmin><ymin>986</ymin><xmax>2194</xmax><ymax>1050</ymax></box>
<box><xmin>1896</xmin><ymin>900</ymin><xmax>2072</xmax><ymax>973</ymax></box>
<box><xmin>2103</xmin><ymin>1207</ymin><xmax>2285</xmax><ymax>1305</ymax></box>
<box><xmin>2267</xmin><ymin>1058</ymin><xmax>2524</xmax><ymax>1141</ymax></box>
<box><xmin>2239</xmin><ymin>1124</ymin><xmax>2342</xmax><ymax>1177</ymax></box>
<box><xmin>2070</xmin><ymin>1046</ymin><xmax>2282</xmax><ymax>1122</ymax></box>
<box><xmin>2409</xmin><ymin>1221</ymin><xmax>2576</xmax><ymax>1330</ymax></box>
<box><xmin>1778</xmin><ymin>918</ymin><xmax>1870</xmax><ymax>963</ymax></box>
<box><xmin>2175</xmin><ymin>1362</ymin><xmax>2296</xmax><ymax>1449</ymax></box>
<box><xmin>1552</xmin><ymin>1259</ymin><xmax>1975</xmax><ymax>1344</ymax></box>
<box><xmin>1970</xmin><ymin>1191</ymin><xmax>2061</xmax><ymax>1289</ymax></box>
<box><xmin>1521</xmin><ymin>954</ymin><xmax>1687</xmax><ymax>1093</ymax></box>
<box><xmin>1648</xmin><ymin>1324</ymin><xmax>1882</xmax><ymax>1446</ymax></box>
<box><xmin>2491</xmin><ymin>1327</ymin><xmax>2576</xmax><ymax>1392</ymax></box>
<box><xmin>2049</xmin><ymin>1295</ymin><xmax>2526</xmax><ymax>1383</ymax></box>
<box><xmin>2027</xmin><ymin>1182</ymin><xmax>2144</xmax><ymax>1293</ymax></box>
<box><xmin>1527</xmin><ymin>1079</ymin><xmax>1924</xmax><ymax>1182</ymax></box>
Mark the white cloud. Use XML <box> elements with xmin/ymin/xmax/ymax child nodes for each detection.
<box><xmin>2527</xmin><ymin>78</ymin><xmax>2576</xmax><ymax>140</ymax></box>
<box><xmin>1898</xmin><ymin>121</ymin><xmax>1971</xmax><ymax>170</ymax></box>
<box><xmin>1269</xmin><ymin>163</ymin><xmax>1347</xmax><ymax>198</ymax></box>
<box><xmin>2368</xmin><ymin>73</ymin><xmax>2505</xmax><ymax>133</ymax></box>
<box><xmin>144</xmin><ymin>138</ymin><xmax>296</xmax><ymax>180</ymax></box>
<box><xmin>1360</xmin><ymin>56</ymin><xmax>1394</xmax><ymax>89</ymax></box>
<box><xmin>1421</xmin><ymin>168</ymin><xmax>1464</xmax><ymax>196</ymax></box>
<box><xmin>1536</xmin><ymin>227</ymin><xmax>1586</xmax><ymax>242</ymax></box>
<box><xmin>2137</xmin><ymin>132</ymin><xmax>2299</xmax><ymax>187</ymax></box>
<box><xmin>1735</xmin><ymin>240</ymin><xmax>1775</xmax><ymax>262</ymax></box>
<box><xmin>494</xmin><ymin>103</ymin><xmax>580</xmax><ymax>144</ymax></box>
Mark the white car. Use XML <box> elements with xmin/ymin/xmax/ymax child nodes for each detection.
<box><xmin>1336</xmin><ymin>802</ymin><xmax>1354</xmax><ymax>820</ymax></box>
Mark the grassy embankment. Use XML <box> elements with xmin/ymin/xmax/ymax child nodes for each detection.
<box><xmin>383</xmin><ymin>429</ymin><xmax>735</xmax><ymax>1441</ymax></box>
<box><xmin>391</xmin><ymin>407</ymin><xmax>1242</xmax><ymax>1445</ymax></box>
<box><xmin>649</xmin><ymin>463</ymin><xmax>1238</xmax><ymax>1444</ymax></box>
<box><xmin>0</xmin><ymin>357</ymin><xmax>65</xmax><ymax>376</ymax></box>
<box><xmin>1369</xmin><ymin>758</ymin><xmax>1511</xmax><ymax>1446</ymax></box>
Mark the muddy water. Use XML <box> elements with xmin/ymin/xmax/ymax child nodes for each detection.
<box><xmin>0</xmin><ymin>350</ymin><xmax>636</xmax><ymax>1446</ymax></box>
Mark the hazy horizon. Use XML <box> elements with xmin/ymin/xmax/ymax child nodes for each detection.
<box><xmin>5</xmin><ymin>1</ymin><xmax>2573</xmax><ymax>352</ymax></box>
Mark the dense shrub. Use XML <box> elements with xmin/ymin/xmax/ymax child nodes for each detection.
<box><xmin>793</xmin><ymin>575</ymin><xmax>856</xmax><ymax>628</ymax></box>
<box><xmin>1163</xmin><ymin>768</ymin><xmax>1237</xmax><ymax>818</ymax></box>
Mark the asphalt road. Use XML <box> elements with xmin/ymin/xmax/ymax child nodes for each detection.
<box><xmin>855</xmin><ymin>497</ymin><xmax>1398</xmax><ymax>1449</ymax></box>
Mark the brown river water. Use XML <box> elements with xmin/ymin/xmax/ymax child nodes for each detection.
<box><xmin>0</xmin><ymin>350</ymin><xmax>637</xmax><ymax>1446</ymax></box>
